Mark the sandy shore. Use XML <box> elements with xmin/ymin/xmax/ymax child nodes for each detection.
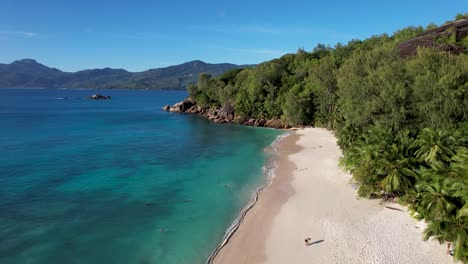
<box><xmin>213</xmin><ymin>128</ymin><xmax>453</xmax><ymax>264</ymax></box>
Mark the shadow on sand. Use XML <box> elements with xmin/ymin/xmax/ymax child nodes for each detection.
<box><xmin>307</xmin><ymin>239</ymin><xmax>324</xmax><ymax>246</ymax></box>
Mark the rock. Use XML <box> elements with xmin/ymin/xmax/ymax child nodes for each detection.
<box><xmin>254</xmin><ymin>119</ymin><xmax>266</xmax><ymax>127</ymax></box>
<box><xmin>169</xmin><ymin>98</ymin><xmax>195</xmax><ymax>112</ymax></box>
<box><xmin>89</xmin><ymin>94</ymin><xmax>111</xmax><ymax>100</ymax></box>
<box><xmin>265</xmin><ymin>119</ymin><xmax>288</xmax><ymax>129</ymax></box>
<box><xmin>242</xmin><ymin>118</ymin><xmax>255</xmax><ymax>126</ymax></box>
<box><xmin>164</xmin><ymin>97</ymin><xmax>291</xmax><ymax>129</ymax></box>
<box><xmin>218</xmin><ymin>103</ymin><xmax>235</xmax><ymax>119</ymax></box>
<box><xmin>398</xmin><ymin>18</ymin><xmax>468</xmax><ymax>57</ymax></box>
<box><xmin>186</xmin><ymin>105</ymin><xmax>204</xmax><ymax>114</ymax></box>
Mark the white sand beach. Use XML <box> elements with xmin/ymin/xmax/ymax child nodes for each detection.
<box><xmin>213</xmin><ymin>128</ymin><xmax>453</xmax><ymax>264</ymax></box>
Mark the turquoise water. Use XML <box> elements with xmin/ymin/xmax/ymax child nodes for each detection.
<box><xmin>0</xmin><ymin>89</ymin><xmax>282</xmax><ymax>264</ymax></box>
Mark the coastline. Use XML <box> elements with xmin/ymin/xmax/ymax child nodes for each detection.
<box><xmin>206</xmin><ymin>131</ymin><xmax>293</xmax><ymax>264</ymax></box>
<box><xmin>211</xmin><ymin>127</ymin><xmax>453</xmax><ymax>264</ymax></box>
<box><xmin>163</xmin><ymin>99</ymin><xmax>290</xmax><ymax>129</ymax></box>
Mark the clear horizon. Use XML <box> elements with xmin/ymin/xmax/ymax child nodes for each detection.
<box><xmin>1</xmin><ymin>0</ymin><xmax>466</xmax><ymax>72</ymax></box>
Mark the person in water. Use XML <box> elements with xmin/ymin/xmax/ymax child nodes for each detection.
<box><xmin>304</xmin><ymin>238</ymin><xmax>311</xmax><ymax>246</ymax></box>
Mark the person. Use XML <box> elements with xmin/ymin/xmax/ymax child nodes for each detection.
<box><xmin>447</xmin><ymin>243</ymin><xmax>453</xmax><ymax>255</ymax></box>
<box><xmin>304</xmin><ymin>238</ymin><xmax>311</xmax><ymax>246</ymax></box>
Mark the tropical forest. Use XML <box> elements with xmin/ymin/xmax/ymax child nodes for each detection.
<box><xmin>187</xmin><ymin>14</ymin><xmax>468</xmax><ymax>262</ymax></box>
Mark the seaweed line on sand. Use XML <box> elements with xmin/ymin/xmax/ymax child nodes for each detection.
<box><xmin>206</xmin><ymin>132</ymin><xmax>291</xmax><ymax>264</ymax></box>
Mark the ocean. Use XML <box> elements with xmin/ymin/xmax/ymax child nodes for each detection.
<box><xmin>0</xmin><ymin>89</ymin><xmax>282</xmax><ymax>264</ymax></box>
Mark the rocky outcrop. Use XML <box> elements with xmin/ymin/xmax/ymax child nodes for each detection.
<box><xmin>89</xmin><ymin>94</ymin><xmax>111</xmax><ymax>99</ymax></box>
<box><xmin>398</xmin><ymin>18</ymin><xmax>468</xmax><ymax>57</ymax></box>
<box><xmin>163</xmin><ymin>99</ymin><xmax>289</xmax><ymax>129</ymax></box>
<box><xmin>168</xmin><ymin>98</ymin><xmax>195</xmax><ymax>112</ymax></box>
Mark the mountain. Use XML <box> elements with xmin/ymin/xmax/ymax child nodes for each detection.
<box><xmin>0</xmin><ymin>59</ymin><xmax>250</xmax><ymax>89</ymax></box>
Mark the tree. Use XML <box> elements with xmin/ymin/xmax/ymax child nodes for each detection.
<box><xmin>413</xmin><ymin>168</ymin><xmax>456</xmax><ymax>220</ymax></box>
<box><xmin>282</xmin><ymin>91</ymin><xmax>304</xmax><ymax>126</ymax></box>
<box><xmin>307</xmin><ymin>56</ymin><xmax>338</xmax><ymax>128</ymax></box>
<box><xmin>405</xmin><ymin>48</ymin><xmax>468</xmax><ymax>129</ymax></box>
<box><xmin>413</xmin><ymin>128</ymin><xmax>456</xmax><ymax>166</ymax></box>
<box><xmin>423</xmin><ymin>216</ymin><xmax>468</xmax><ymax>261</ymax></box>
<box><xmin>393</xmin><ymin>26</ymin><xmax>424</xmax><ymax>43</ymax></box>
<box><xmin>379</xmin><ymin>143</ymin><xmax>417</xmax><ymax>194</ymax></box>
<box><xmin>445</xmin><ymin>148</ymin><xmax>468</xmax><ymax>218</ymax></box>
<box><xmin>455</xmin><ymin>13</ymin><xmax>468</xmax><ymax>20</ymax></box>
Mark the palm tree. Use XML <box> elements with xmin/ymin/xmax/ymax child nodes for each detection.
<box><xmin>423</xmin><ymin>216</ymin><xmax>468</xmax><ymax>261</ymax></box>
<box><xmin>423</xmin><ymin>219</ymin><xmax>451</xmax><ymax>242</ymax></box>
<box><xmin>378</xmin><ymin>144</ymin><xmax>418</xmax><ymax>194</ymax></box>
<box><xmin>344</xmin><ymin>125</ymin><xmax>414</xmax><ymax>197</ymax></box>
<box><xmin>377</xmin><ymin>130</ymin><xmax>418</xmax><ymax>194</ymax></box>
<box><xmin>444</xmin><ymin>148</ymin><xmax>468</xmax><ymax>218</ymax></box>
<box><xmin>450</xmin><ymin>218</ymin><xmax>468</xmax><ymax>261</ymax></box>
<box><xmin>413</xmin><ymin>128</ymin><xmax>456</xmax><ymax>166</ymax></box>
<box><xmin>336</xmin><ymin>121</ymin><xmax>360</xmax><ymax>150</ymax></box>
<box><xmin>417</xmin><ymin>147</ymin><xmax>468</xmax><ymax>261</ymax></box>
<box><xmin>413</xmin><ymin>168</ymin><xmax>457</xmax><ymax>220</ymax></box>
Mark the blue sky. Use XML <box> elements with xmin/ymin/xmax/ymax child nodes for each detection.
<box><xmin>1</xmin><ymin>0</ymin><xmax>466</xmax><ymax>72</ymax></box>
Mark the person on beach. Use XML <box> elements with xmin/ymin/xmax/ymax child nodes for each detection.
<box><xmin>447</xmin><ymin>243</ymin><xmax>454</xmax><ymax>256</ymax></box>
<box><xmin>304</xmin><ymin>238</ymin><xmax>311</xmax><ymax>246</ymax></box>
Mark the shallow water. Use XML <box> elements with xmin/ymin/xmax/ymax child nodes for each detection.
<box><xmin>0</xmin><ymin>89</ymin><xmax>282</xmax><ymax>264</ymax></box>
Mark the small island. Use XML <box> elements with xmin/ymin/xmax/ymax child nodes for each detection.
<box><xmin>89</xmin><ymin>94</ymin><xmax>111</xmax><ymax>100</ymax></box>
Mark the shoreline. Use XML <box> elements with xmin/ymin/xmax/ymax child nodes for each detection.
<box><xmin>211</xmin><ymin>128</ymin><xmax>453</xmax><ymax>264</ymax></box>
<box><xmin>206</xmin><ymin>131</ymin><xmax>294</xmax><ymax>264</ymax></box>
<box><xmin>164</xmin><ymin>99</ymin><xmax>290</xmax><ymax>129</ymax></box>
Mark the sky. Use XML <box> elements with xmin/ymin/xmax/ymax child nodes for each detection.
<box><xmin>0</xmin><ymin>0</ymin><xmax>466</xmax><ymax>72</ymax></box>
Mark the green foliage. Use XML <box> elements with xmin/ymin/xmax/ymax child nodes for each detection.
<box><xmin>282</xmin><ymin>92</ymin><xmax>304</xmax><ymax>125</ymax></box>
<box><xmin>455</xmin><ymin>13</ymin><xmax>468</xmax><ymax>20</ymax></box>
<box><xmin>393</xmin><ymin>26</ymin><xmax>424</xmax><ymax>43</ymax></box>
<box><xmin>406</xmin><ymin>48</ymin><xmax>468</xmax><ymax>129</ymax></box>
<box><xmin>462</xmin><ymin>36</ymin><xmax>468</xmax><ymax>53</ymax></box>
<box><xmin>219</xmin><ymin>68</ymin><xmax>243</xmax><ymax>85</ymax></box>
<box><xmin>338</xmin><ymin>45</ymin><xmax>415</xmax><ymax>131</ymax></box>
<box><xmin>307</xmin><ymin>56</ymin><xmax>338</xmax><ymax>128</ymax></box>
<box><xmin>426</xmin><ymin>23</ymin><xmax>438</xmax><ymax>31</ymax></box>
<box><xmin>311</xmin><ymin>43</ymin><xmax>332</xmax><ymax>59</ymax></box>
<box><xmin>188</xmin><ymin>18</ymin><xmax>468</xmax><ymax>261</ymax></box>
<box><xmin>281</xmin><ymin>86</ymin><xmax>315</xmax><ymax>126</ymax></box>
<box><xmin>413</xmin><ymin>128</ymin><xmax>456</xmax><ymax>166</ymax></box>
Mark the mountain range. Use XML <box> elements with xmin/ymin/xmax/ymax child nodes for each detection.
<box><xmin>0</xmin><ymin>59</ymin><xmax>249</xmax><ymax>89</ymax></box>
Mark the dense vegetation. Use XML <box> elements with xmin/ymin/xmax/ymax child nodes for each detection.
<box><xmin>188</xmin><ymin>15</ymin><xmax>468</xmax><ymax>262</ymax></box>
<box><xmin>0</xmin><ymin>59</ymin><xmax>248</xmax><ymax>89</ymax></box>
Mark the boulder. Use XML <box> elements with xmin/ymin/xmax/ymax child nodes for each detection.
<box><xmin>169</xmin><ymin>98</ymin><xmax>195</xmax><ymax>112</ymax></box>
<box><xmin>242</xmin><ymin>118</ymin><xmax>256</xmax><ymax>126</ymax></box>
<box><xmin>162</xmin><ymin>104</ymin><xmax>170</xmax><ymax>111</ymax></box>
<box><xmin>253</xmin><ymin>119</ymin><xmax>266</xmax><ymax>127</ymax></box>
<box><xmin>186</xmin><ymin>105</ymin><xmax>204</xmax><ymax>114</ymax></box>
<box><xmin>218</xmin><ymin>103</ymin><xmax>235</xmax><ymax>118</ymax></box>
<box><xmin>265</xmin><ymin>119</ymin><xmax>288</xmax><ymax>129</ymax></box>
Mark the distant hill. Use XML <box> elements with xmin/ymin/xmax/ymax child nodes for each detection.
<box><xmin>0</xmin><ymin>59</ymin><xmax>250</xmax><ymax>89</ymax></box>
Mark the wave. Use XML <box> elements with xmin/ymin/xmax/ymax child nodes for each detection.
<box><xmin>206</xmin><ymin>131</ymin><xmax>291</xmax><ymax>264</ymax></box>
